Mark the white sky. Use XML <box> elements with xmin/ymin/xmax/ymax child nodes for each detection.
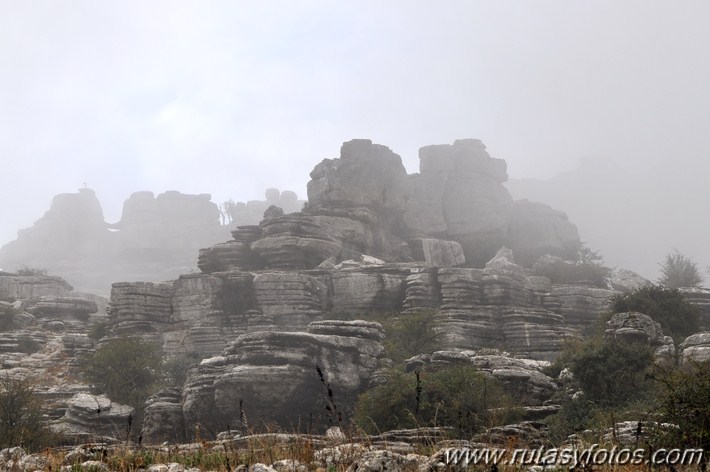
<box><xmin>2</xmin><ymin>1</ymin><xmax>710</xmax><ymax>267</ymax></box>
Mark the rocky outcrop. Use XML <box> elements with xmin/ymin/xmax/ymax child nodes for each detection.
<box><xmin>680</xmin><ymin>288</ymin><xmax>710</xmax><ymax>330</ymax></box>
<box><xmin>604</xmin><ymin>312</ymin><xmax>675</xmax><ymax>361</ymax></box>
<box><xmin>141</xmin><ymin>388</ymin><xmax>186</xmax><ymax>444</ymax></box>
<box><xmin>549</xmin><ymin>284</ymin><xmax>616</xmax><ymax>331</ymax></box>
<box><xmin>181</xmin><ymin>320</ymin><xmax>385</xmax><ymax>437</ymax></box>
<box><xmin>407</xmin><ymin>238</ymin><xmax>465</xmax><ymax>268</ymax></box>
<box><xmin>227</xmin><ymin>188</ymin><xmax>305</xmax><ymax>227</ymax></box>
<box><xmin>679</xmin><ymin>332</ymin><xmax>710</xmax><ymax>364</ymax></box>
<box><xmin>0</xmin><ymin>190</ymin><xmax>229</xmax><ymax>294</ymax></box>
<box><xmin>51</xmin><ymin>393</ymin><xmax>134</xmax><ymax>443</ymax></box>
<box><xmin>405</xmin><ymin>350</ymin><xmax>557</xmax><ymax>406</ymax></box>
<box><xmin>331</xmin><ymin>264</ymin><xmax>408</xmax><ymax>315</ymax></box>
<box><xmin>611</xmin><ymin>268</ymin><xmax>652</xmax><ymax>294</ymax></box>
<box><xmin>0</xmin><ymin>273</ymin><xmax>73</xmax><ymax>301</ymax></box>
<box><xmin>404</xmin><ymin>139</ymin><xmax>514</xmax><ymax>266</ymax></box>
<box><xmin>506</xmin><ymin>200</ymin><xmax>580</xmax><ymax>266</ymax></box>
<box><xmin>436</xmin><ymin>249</ymin><xmax>576</xmax><ymax>360</ymax></box>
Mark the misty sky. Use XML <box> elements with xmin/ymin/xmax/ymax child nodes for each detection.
<box><xmin>2</xmin><ymin>1</ymin><xmax>709</xmax><ymax>277</ymax></box>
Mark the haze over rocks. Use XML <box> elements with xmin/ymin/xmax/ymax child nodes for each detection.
<box><xmin>1</xmin><ymin>138</ymin><xmax>708</xmax><ymax>450</ymax></box>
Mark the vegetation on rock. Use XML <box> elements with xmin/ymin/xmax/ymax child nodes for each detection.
<box><xmin>659</xmin><ymin>249</ymin><xmax>704</xmax><ymax>288</ymax></box>
<box><xmin>611</xmin><ymin>285</ymin><xmax>699</xmax><ymax>342</ymax></box>
<box><xmin>0</xmin><ymin>375</ymin><xmax>54</xmax><ymax>451</ymax></box>
<box><xmin>354</xmin><ymin>365</ymin><xmax>519</xmax><ymax>437</ymax></box>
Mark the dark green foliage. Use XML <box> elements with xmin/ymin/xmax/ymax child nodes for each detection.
<box><xmin>0</xmin><ymin>375</ymin><xmax>54</xmax><ymax>450</ymax></box>
<box><xmin>652</xmin><ymin>361</ymin><xmax>710</xmax><ymax>451</ymax></box>
<box><xmin>659</xmin><ymin>249</ymin><xmax>704</xmax><ymax>288</ymax></box>
<box><xmin>566</xmin><ymin>338</ymin><xmax>655</xmax><ymax>408</ymax></box>
<box><xmin>545</xmin><ymin>337</ymin><xmax>656</xmax><ymax>440</ymax></box>
<box><xmin>535</xmin><ymin>244</ymin><xmax>611</xmax><ymax>288</ymax></box>
<box><xmin>161</xmin><ymin>354</ymin><xmax>199</xmax><ymax>388</ymax></box>
<box><xmin>354</xmin><ymin>366</ymin><xmax>519</xmax><ymax>437</ymax></box>
<box><xmin>88</xmin><ymin>320</ymin><xmax>108</xmax><ymax>342</ymax></box>
<box><xmin>83</xmin><ymin>337</ymin><xmax>162</xmax><ymax>410</ymax></box>
<box><xmin>382</xmin><ymin>311</ymin><xmax>442</xmax><ymax>363</ymax></box>
<box><xmin>612</xmin><ymin>285</ymin><xmax>699</xmax><ymax>342</ymax></box>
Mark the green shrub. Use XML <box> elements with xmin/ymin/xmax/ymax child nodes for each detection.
<box><xmin>652</xmin><ymin>360</ymin><xmax>710</xmax><ymax>451</ymax></box>
<box><xmin>612</xmin><ymin>285</ymin><xmax>699</xmax><ymax>342</ymax></box>
<box><xmin>381</xmin><ymin>311</ymin><xmax>442</xmax><ymax>363</ymax></box>
<box><xmin>659</xmin><ymin>250</ymin><xmax>704</xmax><ymax>288</ymax></box>
<box><xmin>82</xmin><ymin>336</ymin><xmax>162</xmax><ymax>410</ymax></box>
<box><xmin>545</xmin><ymin>337</ymin><xmax>657</xmax><ymax>440</ymax></box>
<box><xmin>0</xmin><ymin>375</ymin><xmax>54</xmax><ymax>450</ymax></box>
<box><xmin>88</xmin><ymin>320</ymin><xmax>108</xmax><ymax>342</ymax></box>
<box><xmin>354</xmin><ymin>365</ymin><xmax>519</xmax><ymax>437</ymax></box>
<box><xmin>534</xmin><ymin>244</ymin><xmax>611</xmax><ymax>288</ymax></box>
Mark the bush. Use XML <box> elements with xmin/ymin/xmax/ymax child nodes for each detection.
<box><xmin>534</xmin><ymin>244</ymin><xmax>611</xmax><ymax>288</ymax></box>
<box><xmin>354</xmin><ymin>365</ymin><xmax>519</xmax><ymax>437</ymax></box>
<box><xmin>659</xmin><ymin>250</ymin><xmax>704</xmax><ymax>288</ymax></box>
<box><xmin>652</xmin><ymin>360</ymin><xmax>710</xmax><ymax>451</ymax></box>
<box><xmin>612</xmin><ymin>285</ymin><xmax>699</xmax><ymax>342</ymax></box>
<box><xmin>545</xmin><ymin>337</ymin><xmax>656</xmax><ymax>440</ymax></box>
<box><xmin>88</xmin><ymin>320</ymin><xmax>108</xmax><ymax>342</ymax></box>
<box><xmin>82</xmin><ymin>337</ymin><xmax>163</xmax><ymax>410</ymax></box>
<box><xmin>381</xmin><ymin>311</ymin><xmax>442</xmax><ymax>363</ymax></box>
<box><xmin>0</xmin><ymin>375</ymin><xmax>54</xmax><ymax>450</ymax></box>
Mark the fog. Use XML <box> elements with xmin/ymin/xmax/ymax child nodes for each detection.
<box><xmin>1</xmin><ymin>1</ymin><xmax>709</xmax><ymax>279</ymax></box>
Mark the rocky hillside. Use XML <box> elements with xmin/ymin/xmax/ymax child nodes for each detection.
<box><xmin>3</xmin><ymin>138</ymin><xmax>710</xmax><ymax>459</ymax></box>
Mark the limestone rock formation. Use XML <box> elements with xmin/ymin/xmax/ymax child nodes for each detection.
<box><xmin>680</xmin><ymin>288</ymin><xmax>710</xmax><ymax>330</ymax></box>
<box><xmin>141</xmin><ymin>388</ymin><xmax>186</xmax><ymax>444</ymax></box>
<box><xmin>679</xmin><ymin>332</ymin><xmax>710</xmax><ymax>363</ymax></box>
<box><xmin>0</xmin><ymin>190</ymin><xmax>229</xmax><ymax>294</ymax></box>
<box><xmin>506</xmin><ymin>200</ymin><xmax>580</xmax><ymax>266</ymax></box>
<box><xmin>404</xmin><ymin>139</ymin><xmax>514</xmax><ymax>266</ymax></box>
<box><xmin>51</xmin><ymin>393</ymin><xmax>135</xmax><ymax>443</ymax></box>
<box><xmin>181</xmin><ymin>320</ymin><xmax>386</xmax><ymax>438</ymax></box>
<box><xmin>610</xmin><ymin>268</ymin><xmax>652</xmax><ymax>294</ymax></box>
<box><xmin>405</xmin><ymin>350</ymin><xmax>557</xmax><ymax>406</ymax></box>
<box><xmin>227</xmin><ymin>188</ymin><xmax>305</xmax><ymax>227</ymax></box>
<box><xmin>604</xmin><ymin>312</ymin><xmax>675</xmax><ymax>361</ymax></box>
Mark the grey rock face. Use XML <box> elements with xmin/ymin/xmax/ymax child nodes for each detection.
<box><xmin>141</xmin><ymin>388</ymin><xmax>186</xmax><ymax>444</ymax></box>
<box><xmin>0</xmin><ymin>274</ymin><xmax>73</xmax><ymax>301</ymax></box>
<box><xmin>331</xmin><ymin>265</ymin><xmax>408</xmax><ymax>315</ymax></box>
<box><xmin>679</xmin><ymin>331</ymin><xmax>710</xmax><ymax>363</ymax></box>
<box><xmin>506</xmin><ymin>200</ymin><xmax>580</xmax><ymax>266</ymax></box>
<box><xmin>405</xmin><ymin>139</ymin><xmax>514</xmax><ymax>266</ymax></box>
<box><xmin>51</xmin><ymin>393</ymin><xmax>134</xmax><ymax>443</ymax></box>
<box><xmin>182</xmin><ymin>320</ymin><xmax>386</xmax><ymax>435</ymax></box>
<box><xmin>604</xmin><ymin>312</ymin><xmax>667</xmax><ymax>346</ymax></box>
<box><xmin>406</xmin><ymin>350</ymin><xmax>557</xmax><ymax>406</ymax></box>
<box><xmin>611</xmin><ymin>268</ymin><xmax>652</xmax><ymax>294</ymax></box>
<box><xmin>436</xmin><ymin>249</ymin><xmax>576</xmax><ymax>360</ymax></box>
<box><xmin>306</xmin><ymin>139</ymin><xmax>411</xmax><ymax>224</ymax></box>
<box><xmin>680</xmin><ymin>288</ymin><xmax>710</xmax><ymax>330</ymax></box>
<box><xmin>408</xmin><ymin>238</ymin><xmax>465</xmax><ymax>267</ymax></box>
<box><xmin>549</xmin><ymin>284</ymin><xmax>616</xmax><ymax>331</ymax></box>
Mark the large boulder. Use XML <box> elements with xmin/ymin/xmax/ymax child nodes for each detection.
<box><xmin>306</xmin><ymin>139</ymin><xmax>411</xmax><ymax>227</ymax></box>
<box><xmin>182</xmin><ymin>320</ymin><xmax>386</xmax><ymax>435</ymax></box>
<box><xmin>679</xmin><ymin>332</ymin><xmax>710</xmax><ymax>364</ymax></box>
<box><xmin>404</xmin><ymin>139</ymin><xmax>514</xmax><ymax>266</ymax></box>
<box><xmin>506</xmin><ymin>200</ymin><xmax>580</xmax><ymax>266</ymax></box>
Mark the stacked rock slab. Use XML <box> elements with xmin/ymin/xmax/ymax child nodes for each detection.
<box><xmin>179</xmin><ymin>320</ymin><xmax>386</xmax><ymax>441</ymax></box>
<box><xmin>680</xmin><ymin>288</ymin><xmax>710</xmax><ymax>330</ymax></box>
<box><xmin>435</xmin><ymin>249</ymin><xmax>576</xmax><ymax>360</ymax></box>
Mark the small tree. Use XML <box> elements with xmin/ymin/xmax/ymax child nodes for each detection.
<box><xmin>83</xmin><ymin>337</ymin><xmax>163</xmax><ymax>410</ymax></box>
<box><xmin>659</xmin><ymin>250</ymin><xmax>703</xmax><ymax>289</ymax></box>
<box><xmin>354</xmin><ymin>365</ymin><xmax>518</xmax><ymax>436</ymax></box>
<box><xmin>0</xmin><ymin>375</ymin><xmax>52</xmax><ymax>450</ymax></box>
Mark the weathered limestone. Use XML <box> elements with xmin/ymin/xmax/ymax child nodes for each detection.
<box><xmin>549</xmin><ymin>284</ymin><xmax>616</xmax><ymax>332</ymax></box>
<box><xmin>506</xmin><ymin>200</ymin><xmax>580</xmax><ymax>266</ymax></box>
<box><xmin>141</xmin><ymin>388</ymin><xmax>186</xmax><ymax>444</ymax></box>
<box><xmin>405</xmin><ymin>139</ymin><xmax>514</xmax><ymax>266</ymax></box>
<box><xmin>405</xmin><ymin>350</ymin><xmax>557</xmax><ymax>406</ymax></box>
<box><xmin>604</xmin><ymin>312</ymin><xmax>675</xmax><ymax>362</ymax></box>
<box><xmin>679</xmin><ymin>332</ymin><xmax>710</xmax><ymax>364</ymax></box>
<box><xmin>182</xmin><ymin>320</ymin><xmax>386</xmax><ymax>436</ymax></box>
<box><xmin>51</xmin><ymin>394</ymin><xmax>134</xmax><ymax>443</ymax></box>
<box><xmin>408</xmin><ymin>238</ymin><xmax>465</xmax><ymax>268</ymax></box>
<box><xmin>252</xmin><ymin>272</ymin><xmax>328</xmax><ymax>331</ymax></box>
<box><xmin>331</xmin><ymin>265</ymin><xmax>409</xmax><ymax>315</ymax></box>
<box><xmin>680</xmin><ymin>288</ymin><xmax>710</xmax><ymax>330</ymax></box>
<box><xmin>435</xmin><ymin>250</ymin><xmax>576</xmax><ymax>360</ymax></box>
<box><xmin>0</xmin><ymin>274</ymin><xmax>73</xmax><ymax>301</ymax></box>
